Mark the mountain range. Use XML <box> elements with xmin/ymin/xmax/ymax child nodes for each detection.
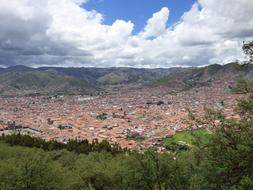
<box><xmin>0</xmin><ymin>63</ymin><xmax>252</xmax><ymax>96</ymax></box>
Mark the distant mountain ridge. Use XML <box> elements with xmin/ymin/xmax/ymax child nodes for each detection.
<box><xmin>0</xmin><ymin>66</ymin><xmax>183</xmax><ymax>96</ymax></box>
<box><xmin>37</xmin><ymin>67</ymin><xmax>183</xmax><ymax>85</ymax></box>
<box><xmin>153</xmin><ymin>63</ymin><xmax>253</xmax><ymax>90</ymax></box>
<box><xmin>1</xmin><ymin>63</ymin><xmax>253</xmax><ymax>96</ymax></box>
<box><xmin>0</xmin><ymin>69</ymin><xmax>94</xmax><ymax>96</ymax></box>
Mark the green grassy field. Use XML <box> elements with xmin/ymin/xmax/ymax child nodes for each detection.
<box><xmin>162</xmin><ymin>128</ymin><xmax>212</xmax><ymax>151</ymax></box>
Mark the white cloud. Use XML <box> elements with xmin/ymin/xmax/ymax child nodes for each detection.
<box><xmin>0</xmin><ymin>0</ymin><xmax>252</xmax><ymax>68</ymax></box>
<box><xmin>140</xmin><ymin>7</ymin><xmax>169</xmax><ymax>39</ymax></box>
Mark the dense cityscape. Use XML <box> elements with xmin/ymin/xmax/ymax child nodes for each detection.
<box><xmin>0</xmin><ymin>79</ymin><xmax>244</xmax><ymax>150</ymax></box>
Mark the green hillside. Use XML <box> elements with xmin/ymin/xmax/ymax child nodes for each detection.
<box><xmin>0</xmin><ymin>70</ymin><xmax>94</xmax><ymax>96</ymax></box>
<box><xmin>153</xmin><ymin>63</ymin><xmax>250</xmax><ymax>90</ymax></box>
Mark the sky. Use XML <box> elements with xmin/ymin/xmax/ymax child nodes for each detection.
<box><xmin>83</xmin><ymin>0</ymin><xmax>196</xmax><ymax>33</ymax></box>
<box><xmin>0</xmin><ymin>0</ymin><xmax>253</xmax><ymax>68</ymax></box>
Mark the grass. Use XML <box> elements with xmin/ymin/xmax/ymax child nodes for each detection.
<box><xmin>162</xmin><ymin>128</ymin><xmax>212</xmax><ymax>151</ymax></box>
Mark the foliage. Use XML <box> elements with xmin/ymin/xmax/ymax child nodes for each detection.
<box><xmin>0</xmin><ymin>134</ymin><xmax>123</xmax><ymax>155</ymax></box>
<box><xmin>0</xmin><ymin>145</ymin><xmax>60</xmax><ymax>190</ymax></box>
<box><xmin>237</xmin><ymin>94</ymin><xmax>253</xmax><ymax>117</ymax></box>
<box><xmin>242</xmin><ymin>41</ymin><xmax>253</xmax><ymax>63</ymax></box>
<box><xmin>232</xmin><ymin>78</ymin><xmax>253</xmax><ymax>94</ymax></box>
<box><xmin>191</xmin><ymin>118</ymin><xmax>253</xmax><ymax>190</ymax></box>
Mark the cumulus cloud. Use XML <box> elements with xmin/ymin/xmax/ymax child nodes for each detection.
<box><xmin>0</xmin><ymin>0</ymin><xmax>252</xmax><ymax>68</ymax></box>
<box><xmin>140</xmin><ymin>7</ymin><xmax>169</xmax><ymax>39</ymax></box>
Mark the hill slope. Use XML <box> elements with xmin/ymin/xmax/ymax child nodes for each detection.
<box><xmin>0</xmin><ymin>66</ymin><xmax>183</xmax><ymax>96</ymax></box>
<box><xmin>1</xmin><ymin>63</ymin><xmax>253</xmax><ymax>96</ymax></box>
<box><xmin>0</xmin><ymin>70</ymin><xmax>94</xmax><ymax>96</ymax></box>
<box><xmin>153</xmin><ymin>63</ymin><xmax>253</xmax><ymax>90</ymax></box>
<box><xmin>37</xmin><ymin>67</ymin><xmax>183</xmax><ymax>85</ymax></box>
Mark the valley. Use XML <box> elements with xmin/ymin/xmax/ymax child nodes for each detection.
<box><xmin>0</xmin><ymin>64</ymin><xmax>246</xmax><ymax>150</ymax></box>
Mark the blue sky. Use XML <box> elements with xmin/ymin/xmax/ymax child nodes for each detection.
<box><xmin>83</xmin><ymin>0</ymin><xmax>196</xmax><ymax>33</ymax></box>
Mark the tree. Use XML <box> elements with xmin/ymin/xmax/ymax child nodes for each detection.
<box><xmin>243</xmin><ymin>41</ymin><xmax>253</xmax><ymax>64</ymax></box>
<box><xmin>190</xmin><ymin>92</ymin><xmax>253</xmax><ymax>189</ymax></box>
<box><xmin>237</xmin><ymin>94</ymin><xmax>253</xmax><ymax>117</ymax></box>
<box><xmin>0</xmin><ymin>160</ymin><xmax>20</xmax><ymax>190</ymax></box>
<box><xmin>192</xmin><ymin>119</ymin><xmax>253</xmax><ymax>189</ymax></box>
<box><xmin>17</xmin><ymin>152</ymin><xmax>60</xmax><ymax>190</ymax></box>
<box><xmin>116</xmin><ymin>150</ymin><xmax>191</xmax><ymax>190</ymax></box>
<box><xmin>0</xmin><ymin>145</ymin><xmax>60</xmax><ymax>190</ymax></box>
<box><xmin>72</xmin><ymin>152</ymin><xmax>116</xmax><ymax>190</ymax></box>
<box><xmin>232</xmin><ymin>78</ymin><xmax>253</xmax><ymax>94</ymax></box>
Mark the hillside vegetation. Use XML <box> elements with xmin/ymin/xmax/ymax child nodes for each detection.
<box><xmin>2</xmin><ymin>63</ymin><xmax>253</xmax><ymax>96</ymax></box>
<box><xmin>154</xmin><ymin>63</ymin><xmax>253</xmax><ymax>90</ymax></box>
<box><xmin>0</xmin><ymin>70</ymin><xmax>94</xmax><ymax>96</ymax></box>
<box><xmin>0</xmin><ymin>66</ymin><xmax>182</xmax><ymax>96</ymax></box>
